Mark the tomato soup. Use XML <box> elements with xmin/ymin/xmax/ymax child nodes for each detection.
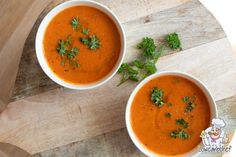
<box><xmin>43</xmin><ymin>6</ymin><xmax>121</xmax><ymax>84</ymax></box>
<box><xmin>131</xmin><ymin>75</ymin><xmax>211</xmax><ymax>156</ymax></box>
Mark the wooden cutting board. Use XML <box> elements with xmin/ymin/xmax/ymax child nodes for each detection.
<box><xmin>0</xmin><ymin>0</ymin><xmax>235</xmax><ymax>156</ymax></box>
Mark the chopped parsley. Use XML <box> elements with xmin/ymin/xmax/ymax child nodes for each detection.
<box><xmin>71</xmin><ymin>17</ymin><xmax>79</xmax><ymax>31</ymax></box>
<box><xmin>80</xmin><ymin>35</ymin><xmax>101</xmax><ymax>50</ymax></box>
<box><xmin>56</xmin><ymin>36</ymin><xmax>79</xmax><ymax>68</ymax></box>
<box><xmin>185</xmin><ymin>102</ymin><xmax>195</xmax><ymax>113</ymax></box>
<box><xmin>151</xmin><ymin>87</ymin><xmax>165</xmax><ymax>107</ymax></box>
<box><xmin>165</xmin><ymin>32</ymin><xmax>182</xmax><ymax>50</ymax></box>
<box><xmin>82</xmin><ymin>28</ymin><xmax>89</xmax><ymax>35</ymax></box>
<box><xmin>67</xmin><ymin>47</ymin><xmax>79</xmax><ymax>59</ymax></box>
<box><xmin>117</xmin><ymin>63</ymin><xmax>139</xmax><ymax>86</ymax></box>
<box><xmin>165</xmin><ymin>112</ymin><xmax>172</xmax><ymax>118</ymax></box>
<box><xmin>170</xmin><ymin>129</ymin><xmax>190</xmax><ymax>139</ymax></box>
<box><xmin>117</xmin><ymin>37</ymin><xmax>163</xmax><ymax>86</ymax></box>
<box><xmin>137</xmin><ymin>37</ymin><xmax>157</xmax><ymax>58</ymax></box>
<box><xmin>182</xmin><ymin>96</ymin><xmax>190</xmax><ymax>102</ymax></box>
<box><xmin>176</xmin><ymin>118</ymin><xmax>188</xmax><ymax>128</ymax></box>
<box><xmin>182</xmin><ymin>96</ymin><xmax>196</xmax><ymax>112</ymax></box>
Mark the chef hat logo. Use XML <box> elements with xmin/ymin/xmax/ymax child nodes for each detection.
<box><xmin>212</xmin><ymin>118</ymin><xmax>225</xmax><ymax>129</ymax></box>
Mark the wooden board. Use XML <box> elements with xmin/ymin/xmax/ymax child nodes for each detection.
<box><xmin>0</xmin><ymin>0</ymin><xmax>235</xmax><ymax>157</ymax></box>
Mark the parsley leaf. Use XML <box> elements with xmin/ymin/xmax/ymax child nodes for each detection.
<box><xmin>176</xmin><ymin>118</ymin><xmax>188</xmax><ymax>128</ymax></box>
<box><xmin>117</xmin><ymin>63</ymin><xmax>140</xmax><ymax>86</ymax></box>
<box><xmin>170</xmin><ymin>129</ymin><xmax>190</xmax><ymax>139</ymax></box>
<box><xmin>185</xmin><ymin>102</ymin><xmax>195</xmax><ymax>113</ymax></box>
<box><xmin>118</xmin><ymin>63</ymin><xmax>128</xmax><ymax>73</ymax></box>
<box><xmin>82</xmin><ymin>28</ymin><xmax>89</xmax><ymax>35</ymax></box>
<box><xmin>67</xmin><ymin>47</ymin><xmax>79</xmax><ymax>59</ymax></box>
<box><xmin>80</xmin><ymin>35</ymin><xmax>101</xmax><ymax>50</ymax></box>
<box><xmin>131</xmin><ymin>60</ymin><xmax>144</xmax><ymax>69</ymax></box>
<box><xmin>144</xmin><ymin>61</ymin><xmax>157</xmax><ymax>75</ymax></box>
<box><xmin>151</xmin><ymin>87</ymin><xmax>165</xmax><ymax>107</ymax></box>
<box><xmin>56</xmin><ymin>36</ymin><xmax>79</xmax><ymax>68</ymax></box>
<box><xmin>165</xmin><ymin>112</ymin><xmax>172</xmax><ymax>118</ymax></box>
<box><xmin>166</xmin><ymin>32</ymin><xmax>182</xmax><ymax>50</ymax></box>
<box><xmin>137</xmin><ymin>37</ymin><xmax>156</xmax><ymax>58</ymax></box>
<box><xmin>182</xmin><ymin>96</ymin><xmax>196</xmax><ymax>113</ymax></box>
<box><xmin>182</xmin><ymin>96</ymin><xmax>190</xmax><ymax>102</ymax></box>
<box><xmin>71</xmin><ymin>17</ymin><xmax>79</xmax><ymax>31</ymax></box>
<box><xmin>57</xmin><ymin>40</ymin><xmax>67</xmax><ymax>56</ymax></box>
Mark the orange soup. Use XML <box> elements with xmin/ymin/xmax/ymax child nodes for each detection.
<box><xmin>43</xmin><ymin>6</ymin><xmax>121</xmax><ymax>84</ymax></box>
<box><xmin>131</xmin><ymin>75</ymin><xmax>211</xmax><ymax>156</ymax></box>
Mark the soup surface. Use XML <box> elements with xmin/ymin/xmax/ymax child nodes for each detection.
<box><xmin>131</xmin><ymin>75</ymin><xmax>211</xmax><ymax>156</ymax></box>
<box><xmin>43</xmin><ymin>6</ymin><xmax>121</xmax><ymax>84</ymax></box>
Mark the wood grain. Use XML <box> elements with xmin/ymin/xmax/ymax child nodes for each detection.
<box><xmin>1</xmin><ymin>37</ymin><xmax>235</xmax><ymax>154</ymax></box>
<box><xmin>0</xmin><ymin>0</ymin><xmax>235</xmax><ymax>156</ymax></box>
<box><xmin>34</xmin><ymin>95</ymin><xmax>236</xmax><ymax>157</ymax></box>
<box><xmin>1</xmin><ymin>0</ymin><xmax>189</xmax><ymax>110</ymax></box>
<box><xmin>0</xmin><ymin>0</ymin><xmax>51</xmax><ymax>111</ymax></box>
<box><xmin>11</xmin><ymin>0</ymin><xmax>225</xmax><ymax>101</ymax></box>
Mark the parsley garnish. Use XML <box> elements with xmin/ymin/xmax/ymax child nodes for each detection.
<box><xmin>131</xmin><ymin>60</ymin><xmax>144</xmax><ymax>69</ymax></box>
<box><xmin>182</xmin><ymin>96</ymin><xmax>190</xmax><ymax>102</ymax></box>
<box><xmin>165</xmin><ymin>112</ymin><xmax>172</xmax><ymax>118</ymax></box>
<box><xmin>82</xmin><ymin>28</ymin><xmax>89</xmax><ymax>35</ymax></box>
<box><xmin>117</xmin><ymin>63</ymin><xmax>139</xmax><ymax>86</ymax></box>
<box><xmin>80</xmin><ymin>35</ymin><xmax>101</xmax><ymax>50</ymax></box>
<box><xmin>176</xmin><ymin>118</ymin><xmax>188</xmax><ymax>128</ymax></box>
<box><xmin>117</xmin><ymin>33</ymin><xmax>182</xmax><ymax>86</ymax></box>
<box><xmin>182</xmin><ymin>96</ymin><xmax>196</xmax><ymax>112</ymax></box>
<box><xmin>71</xmin><ymin>17</ymin><xmax>79</xmax><ymax>31</ymax></box>
<box><xmin>137</xmin><ymin>37</ymin><xmax>156</xmax><ymax>58</ymax></box>
<box><xmin>185</xmin><ymin>102</ymin><xmax>195</xmax><ymax>113</ymax></box>
<box><xmin>56</xmin><ymin>36</ymin><xmax>80</xmax><ymax>68</ymax></box>
<box><xmin>117</xmin><ymin>37</ymin><xmax>163</xmax><ymax>86</ymax></box>
<box><xmin>67</xmin><ymin>47</ymin><xmax>79</xmax><ymax>59</ymax></box>
<box><xmin>151</xmin><ymin>87</ymin><xmax>165</xmax><ymax>107</ymax></box>
<box><xmin>170</xmin><ymin>129</ymin><xmax>190</xmax><ymax>139</ymax></box>
<box><xmin>165</xmin><ymin>32</ymin><xmax>182</xmax><ymax>50</ymax></box>
<box><xmin>144</xmin><ymin>61</ymin><xmax>157</xmax><ymax>75</ymax></box>
<box><xmin>57</xmin><ymin>40</ymin><xmax>67</xmax><ymax>56</ymax></box>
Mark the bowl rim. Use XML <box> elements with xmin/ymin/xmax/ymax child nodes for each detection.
<box><xmin>125</xmin><ymin>71</ymin><xmax>218</xmax><ymax>157</ymax></box>
<box><xmin>35</xmin><ymin>0</ymin><xmax>126</xmax><ymax>90</ymax></box>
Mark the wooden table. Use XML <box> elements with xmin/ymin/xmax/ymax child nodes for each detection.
<box><xmin>0</xmin><ymin>0</ymin><xmax>235</xmax><ymax>156</ymax></box>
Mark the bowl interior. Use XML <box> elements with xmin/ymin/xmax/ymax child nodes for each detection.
<box><xmin>125</xmin><ymin>71</ymin><xmax>218</xmax><ymax>157</ymax></box>
<box><xmin>36</xmin><ymin>0</ymin><xmax>125</xmax><ymax>90</ymax></box>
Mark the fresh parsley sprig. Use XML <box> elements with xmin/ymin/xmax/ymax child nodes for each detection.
<box><xmin>165</xmin><ymin>32</ymin><xmax>182</xmax><ymax>50</ymax></box>
<box><xmin>182</xmin><ymin>96</ymin><xmax>196</xmax><ymax>112</ymax></box>
<box><xmin>170</xmin><ymin>129</ymin><xmax>190</xmax><ymax>139</ymax></box>
<box><xmin>117</xmin><ymin>37</ymin><xmax>163</xmax><ymax>86</ymax></box>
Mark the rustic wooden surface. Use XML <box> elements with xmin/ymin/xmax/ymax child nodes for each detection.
<box><xmin>0</xmin><ymin>0</ymin><xmax>235</xmax><ymax>157</ymax></box>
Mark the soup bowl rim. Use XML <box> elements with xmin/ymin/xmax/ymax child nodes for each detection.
<box><xmin>125</xmin><ymin>70</ymin><xmax>218</xmax><ymax>157</ymax></box>
<box><xmin>35</xmin><ymin>0</ymin><xmax>126</xmax><ymax>90</ymax></box>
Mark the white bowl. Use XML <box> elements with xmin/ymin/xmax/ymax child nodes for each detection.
<box><xmin>35</xmin><ymin>0</ymin><xmax>126</xmax><ymax>90</ymax></box>
<box><xmin>126</xmin><ymin>71</ymin><xmax>218</xmax><ymax>157</ymax></box>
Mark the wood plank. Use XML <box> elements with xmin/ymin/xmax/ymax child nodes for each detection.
<box><xmin>1</xmin><ymin>37</ymin><xmax>235</xmax><ymax>154</ymax></box>
<box><xmin>95</xmin><ymin>0</ymin><xmax>191</xmax><ymax>23</ymax></box>
<box><xmin>11</xmin><ymin>0</ymin><xmax>225</xmax><ymax>101</ymax></box>
<box><xmin>0</xmin><ymin>0</ymin><xmax>34</xmax><ymax>51</ymax></box>
<box><xmin>157</xmin><ymin>38</ymin><xmax>236</xmax><ymax>101</ymax></box>
<box><xmin>34</xmin><ymin>95</ymin><xmax>236</xmax><ymax>157</ymax></box>
<box><xmin>0</xmin><ymin>0</ymin><xmax>189</xmax><ymax>109</ymax></box>
<box><xmin>0</xmin><ymin>0</ymin><xmax>52</xmax><ymax>110</ymax></box>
